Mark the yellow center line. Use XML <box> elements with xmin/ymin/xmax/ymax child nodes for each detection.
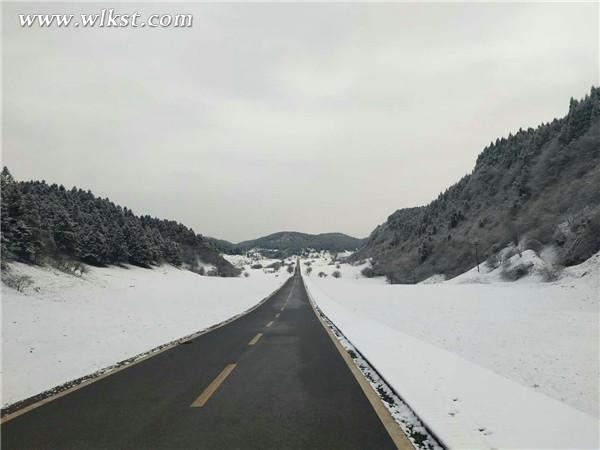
<box><xmin>190</xmin><ymin>363</ymin><xmax>237</xmax><ymax>408</ymax></box>
<box><xmin>266</xmin><ymin>320</ymin><xmax>274</xmax><ymax>328</ymax></box>
<box><xmin>248</xmin><ymin>333</ymin><xmax>263</xmax><ymax>346</ymax></box>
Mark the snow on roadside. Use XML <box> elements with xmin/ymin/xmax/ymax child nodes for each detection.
<box><xmin>1</xmin><ymin>262</ymin><xmax>283</xmax><ymax>408</ymax></box>
<box><xmin>308</xmin><ymin>294</ymin><xmax>443</xmax><ymax>450</ymax></box>
<box><xmin>303</xmin><ymin>253</ymin><xmax>600</xmax><ymax>449</ymax></box>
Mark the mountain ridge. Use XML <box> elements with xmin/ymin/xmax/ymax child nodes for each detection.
<box><xmin>208</xmin><ymin>231</ymin><xmax>365</xmax><ymax>255</ymax></box>
<box><xmin>355</xmin><ymin>86</ymin><xmax>600</xmax><ymax>283</ymax></box>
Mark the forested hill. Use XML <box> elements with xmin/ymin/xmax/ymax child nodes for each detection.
<box><xmin>0</xmin><ymin>170</ymin><xmax>239</xmax><ymax>277</ymax></box>
<box><xmin>356</xmin><ymin>86</ymin><xmax>600</xmax><ymax>283</ymax></box>
<box><xmin>208</xmin><ymin>231</ymin><xmax>365</xmax><ymax>256</ymax></box>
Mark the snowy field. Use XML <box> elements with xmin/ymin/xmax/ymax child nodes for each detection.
<box><xmin>223</xmin><ymin>250</ymin><xmax>293</xmax><ymax>276</ymax></box>
<box><xmin>1</xmin><ymin>262</ymin><xmax>283</xmax><ymax>408</ymax></box>
<box><xmin>304</xmin><ymin>252</ymin><xmax>600</xmax><ymax>449</ymax></box>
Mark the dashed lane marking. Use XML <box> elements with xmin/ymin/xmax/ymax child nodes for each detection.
<box><xmin>190</xmin><ymin>364</ymin><xmax>237</xmax><ymax>408</ymax></box>
<box><xmin>248</xmin><ymin>333</ymin><xmax>263</xmax><ymax>346</ymax></box>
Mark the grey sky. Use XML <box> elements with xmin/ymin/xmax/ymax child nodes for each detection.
<box><xmin>2</xmin><ymin>2</ymin><xmax>598</xmax><ymax>242</ymax></box>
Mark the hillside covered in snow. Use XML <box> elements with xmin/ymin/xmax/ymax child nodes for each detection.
<box><xmin>356</xmin><ymin>87</ymin><xmax>600</xmax><ymax>283</ymax></box>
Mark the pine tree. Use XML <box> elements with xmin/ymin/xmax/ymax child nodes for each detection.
<box><xmin>1</xmin><ymin>166</ymin><xmax>14</xmax><ymax>188</ymax></box>
<box><xmin>53</xmin><ymin>208</ymin><xmax>78</xmax><ymax>255</ymax></box>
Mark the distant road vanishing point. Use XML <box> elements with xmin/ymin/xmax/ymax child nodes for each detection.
<box><xmin>1</xmin><ymin>268</ymin><xmax>411</xmax><ymax>450</ymax></box>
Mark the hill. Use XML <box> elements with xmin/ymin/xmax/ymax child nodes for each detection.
<box><xmin>209</xmin><ymin>232</ymin><xmax>365</xmax><ymax>256</ymax></box>
<box><xmin>205</xmin><ymin>237</ymin><xmax>237</xmax><ymax>254</ymax></box>
<box><xmin>0</xmin><ymin>170</ymin><xmax>239</xmax><ymax>277</ymax></box>
<box><xmin>356</xmin><ymin>87</ymin><xmax>600</xmax><ymax>283</ymax></box>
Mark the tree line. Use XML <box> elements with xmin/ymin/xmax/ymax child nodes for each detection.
<box><xmin>0</xmin><ymin>169</ymin><xmax>239</xmax><ymax>276</ymax></box>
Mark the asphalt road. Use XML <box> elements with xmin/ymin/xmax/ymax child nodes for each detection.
<box><xmin>2</xmin><ymin>269</ymin><xmax>401</xmax><ymax>450</ymax></box>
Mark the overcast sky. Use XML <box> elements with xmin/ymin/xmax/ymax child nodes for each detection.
<box><xmin>3</xmin><ymin>2</ymin><xmax>598</xmax><ymax>242</ymax></box>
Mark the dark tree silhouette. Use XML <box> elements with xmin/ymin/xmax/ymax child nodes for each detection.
<box><xmin>0</xmin><ymin>169</ymin><xmax>239</xmax><ymax>276</ymax></box>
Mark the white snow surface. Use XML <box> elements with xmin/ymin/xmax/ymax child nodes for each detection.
<box><xmin>1</xmin><ymin>262</ymin><xmax>283</xmax><ymax>407</ymax></box>
<box><xmin>223</xmin><ymin>251</ymin><xmax>287</xmax><ymax>275</ymax></box>
<box><xmin>448</xmin><ymin>248</ymin><xmax>555</xmax><ymax>284</ymax></box>
<box><xmin>303</xmin><ymin>250</ymin><xmax>384</xmax><ymax>283</ymax></box>
<box><xmin>303</xmin><ymin>252</ymin><xmax>600</xmax><ymax>449</ymax></box>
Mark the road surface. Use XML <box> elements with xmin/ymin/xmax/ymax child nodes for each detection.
<box><xmin>2</xmin><ymin>270</ymin><xmax>406</xmax><ymax>449</ymax></box>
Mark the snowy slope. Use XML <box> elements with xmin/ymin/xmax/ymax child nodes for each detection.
<box><xmin>447</xmin><ymin>248</ymin><xmax>557</xmax><ymax>284</ymax></box>
<box><xmin>303</xmin><ymin>253</ymin><xmax>600</xmax><ymax>449</ymax></box>
<box><xmin>1</xmin><ymin>263</ymin><xmax>283</xmax><ymax>408</ymax></box>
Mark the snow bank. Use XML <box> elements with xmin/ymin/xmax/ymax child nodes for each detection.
<box><xmin>1</xmin><ymin>263</ymin><xmax>283</xmax><ymax>407</ymax></box>
<box><xmin>303</xmin><ymin>254</ymin><xmax>599</xmax><ymax>449</ymax></box>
